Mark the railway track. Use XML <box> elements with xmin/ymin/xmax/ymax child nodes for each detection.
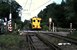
<box><xmin>21</xmin><ymin>31</ymin><xmax>77</xmax><ymax>50</ymax></box>
<box><xmin>45</xmin><ymin>33</ymin><xmax>77</xmax><ymax>45</ymax></box>
<box><xmin>36</xmin><ymin>33</ymin><xmax>77</xmax><ymax>50</ymax></box>
<box><xmin>26</xmin><ymin>33</ymin><xmax>61</xmax><ymax>50</ymax></box>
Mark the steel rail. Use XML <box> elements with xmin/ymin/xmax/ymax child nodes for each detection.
<box><xmin>36</xmin><ymin>33</ymin><xmax>62</xmax><ymax>50</ymax></box>
<box><xmin>26</xmin><ymin>35</ymin><xmax>37</xmax><ymax>50</ymax></box>
<box><xmin>43</xmin><ymin>33</ymin><xmax>77</xmax><ymax>45</ymax></box>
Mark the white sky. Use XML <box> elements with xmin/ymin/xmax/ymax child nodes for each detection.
<box><xmin>15</xmin><ymin>0</ymin><xmax>62</xmax><ymax>22</ymax></box>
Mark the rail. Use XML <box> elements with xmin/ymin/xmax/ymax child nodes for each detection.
<box><xmin>36</xmin><ymin>33</ymin><xmax>61</xmax><ymax>50</ymax></box>
<box><xmin>26</xmin><ymin>35</ymin><xmax>37</xmax><ymax>50</ymax></box>
<box><xmin>43</xmin><ymin>33</ymin><xmax>77</xmax><ymax>45</ymax></box>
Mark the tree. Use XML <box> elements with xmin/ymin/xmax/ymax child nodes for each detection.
<box><xmin>38</xmin><ymin>1</ymin><xmax>67</xmax><ymax>28</ymax></box>
<box><xmin>0</xmin><ymin>0</ymin><xmax>23</xmax><ymax>30</ymax></box>
<box><xmin>0</xmin><ymin>0</ymin><xmax>22</xmax><ymax>21</ymax></box>
<box><xmin>23</xmin><ymin>20</ymin><xmax>31</xmax><ymax>30</ymax></box>
<box><xmin>65</xmin><ymin>0</ymin><xmax>77</xmax><ymax>28</ymax></box>
<box><xmin>38</xmin><ymin>0</ymin><xmax>77</xmax><ymax>29</ymax></box>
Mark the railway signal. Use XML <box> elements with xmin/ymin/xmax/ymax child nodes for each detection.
<box><xmin>8</xmin><ymin>21</ymin><xmax>12</xmax><ymax>32</ymax></box>
<box><xmin>8</xmin><ymin>26</ymin><xmax>12</xmax><ymax>32</ymax></box>
<box><xmin>8</xmin><ymin>24</ymin><xmax>12</xmax><ymax>32</ymax></box>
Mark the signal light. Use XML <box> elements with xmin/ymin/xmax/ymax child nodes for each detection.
<box><xmin>9</xmin><ymin>24</ymin><xmax>11</xmax><ymax>27</ymax></box>
<box><xmin>8</xmin><ymin>27</ymin><xmax>12</xmax><ymax>31</ymax></box>
<box><xmin>8</xmin><ymin>24</ymin><xmax>12</xmax><ymax>32</ymax></box>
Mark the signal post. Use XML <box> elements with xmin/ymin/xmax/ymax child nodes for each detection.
<box><xmin>8</xmin><ymin>13</ymin><xmax>12</xmax><ymax>32</ymax></box>
<box><xmin>8</xmin><ymin>20</ymin><xmax>12</xmax><ymax>32</ymax></box>
<box><xmin>8</xmin><ymin>0</ymin><xmax>12</xmax><ymax>32</ymax></box>
<box><xmin>49</xmin><ymin>18</ymin><xmax>52</xmax><ymax>31</ymax></box>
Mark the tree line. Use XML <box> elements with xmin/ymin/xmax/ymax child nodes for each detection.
<box><xmin>0</xmin><ymin>0</ymin><xmax>23</xmax><ymax>30</ymax></box>
<box><xmin>38</xmin><ymin>0</ymin><xmax>77</xmax><ymax>29</ymax></box>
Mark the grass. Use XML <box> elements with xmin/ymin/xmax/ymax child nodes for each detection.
<box><xmin>68</xmin><ymin>31</ymin><xmax>77</xmax><ymax>39</ymax></box>
<box><xmin>0</xmin><ymin>35</ymin><xmax>27</xmax><ymax>50</ymax></box>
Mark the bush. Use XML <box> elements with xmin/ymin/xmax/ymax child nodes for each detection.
<box><xmin>42</xmin><ymin>25</ymin><xmax>49</xmax><ymax>30</ymax></box>
<box><xmin>5</xmin><ymin>29</ymin><xmax>19</xmax><ymax>35</ymax></box>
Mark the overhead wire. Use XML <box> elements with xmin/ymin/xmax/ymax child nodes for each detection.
<box><xmin>23</xmin><ymin>0</ymin><xmax>32</xmax><ymax>11</ymax></box>
<box><xmin>31</xmin><ymin>0</ymin><xmax>51</xmax><ymax>11</ymax></box>
<box><xmin>23</xmin><ymin>0</ymin><xmax>28</xmax><ymax>11</ymax></box>
<box><xmin>22</xmin><ymin>0</ymin><xmax>51</xmax><ymax>16</ymax></box>
<box><xmin>22</xmin><ymin>0</ymin><xmax>32</xmax><ymax>16</ymax></box>
<box><xmin>29</xmin><ymin>0</ymin><xmax>32</xmax><ymax>11</ymax></box>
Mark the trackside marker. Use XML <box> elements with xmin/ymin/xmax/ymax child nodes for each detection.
<box><xmin>58</xmin><ymin>43</ymin><xmax>71</xmax><ymax>45</ymax></box>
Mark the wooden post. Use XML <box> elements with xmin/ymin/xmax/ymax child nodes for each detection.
<box><xmin>52</xmin><ymin>23</ymin><xmax>54</xmax><ymax>32</ymax></box>
<box><xmin>70</xmin><ymin>23</ymin><xmax>72</xmax><ymax>34</ymax></box>
<box><xmin>15</xmin><ymin>23</ymin><xmax>17</xmax><ymax>29</ymax></box>
<box><xmin>49</xmin><ymin>22</ymin><xmax>51</xmax><ymax>31</ymax></box>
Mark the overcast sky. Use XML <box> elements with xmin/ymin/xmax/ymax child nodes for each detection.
<box><xmin>16</xmin><ymin>0</ymin><xmax>62</xmax><ymax>22</ymax></box>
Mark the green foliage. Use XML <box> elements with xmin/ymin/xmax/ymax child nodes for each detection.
<box><xmin>38</xmin><ymin>0</ymin><xmax>77</xmax><ymax>28</ymax></box>
<box><xmin>68</xmin><ymin>31</ymin><xmax>77</xmax><ymax>39</ymax></box>
<box><xmin>72</xmin><ymin>31</ymin><xmax>77</xmax><ymax>37</ymax></box>
<box><xmin>0</xmin><ymin>1</ymin><xmax>21</xmax><ymax>20</ymax></box>
<box><xmin>23</xmin><ymin>20</ymin><xmax>31</xmax><ymax>30</ymax></box>
<box><xmin>42</xmin><ymin>25</ymin><xmax>49</xmax><ymax>30</ymax></box>
<box><xmin>0</xmin><ymin>2</ymin><xmax>10</xmax><ymax>19</ymax></box>
<box><xmin>0</xmin><ymin>0</ymin><xmax>23</xmax><ymax>31</ymax></box>
<box><xmin>0</xmin><ymin>35</ymin><xmax>27</xmax><ymax>49</ymax></box>
<box><xmin>0</xmin><ymin>35</ymin><xmax>20</xmax><ymax>47</ymax></box>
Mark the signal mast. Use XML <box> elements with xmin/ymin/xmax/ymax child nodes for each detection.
<box><xmin>8</xmin><ymin>0</ymin><xmax>12</xmax><ymax>32</ymax></box>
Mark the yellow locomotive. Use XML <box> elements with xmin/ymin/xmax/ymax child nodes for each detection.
<box><xmin>31</xmin><ymin>17</ymin><xmax>42</xmax><ymax>29</ymax></box>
